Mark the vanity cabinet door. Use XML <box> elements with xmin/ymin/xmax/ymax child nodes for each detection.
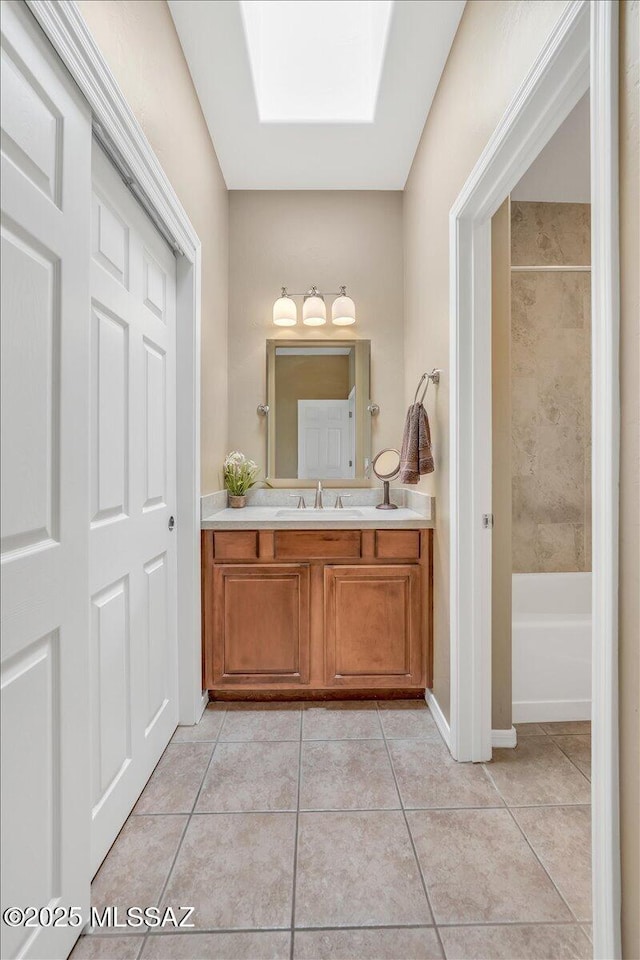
<box><xmin>324</xmin><ymin>565</ymin><xmax>423</xmax><ymax>687</ymax></box>
<box><xmin>211</xmin><ymin>564</ymin><xmax>310</xmax><ymax>686</ymax></box>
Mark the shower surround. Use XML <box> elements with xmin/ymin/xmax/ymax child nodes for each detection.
<box><xmin>510</xmin><ymin>200</ymin><xmax>591</xmax><ymax>574</ymax></box>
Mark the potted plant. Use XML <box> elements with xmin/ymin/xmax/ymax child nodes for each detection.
<box><xmin>223</xmin><ymin>451</ymin><xmax>261</xmax><ymax>508</ymax></box>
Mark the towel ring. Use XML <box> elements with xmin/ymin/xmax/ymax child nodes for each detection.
<box><xmin>413</xmin><ymin>373</ymin><xmax>429</xmax><ymax>405</ymax></box>
<box><xmin>413</xmin><ymin>369</ymin><xmax>441</xmax><ymax>405</ymax></box>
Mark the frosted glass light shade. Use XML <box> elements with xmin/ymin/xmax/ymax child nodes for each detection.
<box><xmin>273</xmin><ymin>294</ymin><xmax>297</xmax><ymax>326</ymax></box>
<box><xmin>332</xmin><ymin>293</ymin><xmax>356</xmax><ymax>325</ymax></box>
<box><xmin>303</xmin><ymin>294</ymin><xmax>326</xmax><ymax>326</ymax></box>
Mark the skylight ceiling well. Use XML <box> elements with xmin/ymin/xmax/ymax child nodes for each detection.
<box><xmin>240</xmin><ymin>0</ymin><xmax>393</xmax><ymax>123</ymax></box>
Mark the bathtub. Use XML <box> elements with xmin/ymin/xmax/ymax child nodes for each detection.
<box><xmin>512</xmin><ymin>572</ymin><xmax>592</xmax><ymax>723</ymax></box>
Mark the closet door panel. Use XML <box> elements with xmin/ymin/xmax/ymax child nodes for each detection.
<box><xmin>0</xmin><ymin>4</ymin><xmax>92</xmax><ymax>958</ymax></box>
<box><xmin>88</xmin><ymin>146</ymin><xmax>179</xmax><ymax>876</ymax></box>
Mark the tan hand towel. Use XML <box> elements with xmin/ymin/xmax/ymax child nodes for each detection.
<box><xmin>399</xmin><ymin>402</ymin><xmax>435</xmax><ymax>484</ymax></box>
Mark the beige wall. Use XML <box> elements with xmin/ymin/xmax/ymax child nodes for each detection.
<box><xmin>228</xmin><ymin>191</ymin><xmax>404</xmax><ymax>482</ymax></box>
<box><xmin>403</xmin><ymin>0</ymin><xmax>568</xmax><ymax>716</ymax></box>
<box><xmin>511</xmin><ymin>201</ymin><xmax>592</xmax><ymax>573</ymax></box>
<box><xmin>77</xmin><ymin>0</ymin><xmax>229</xmax><ymax>494</ymax></box>
<box><xmin>619</xmin><ymin>4</ymin><xmax>639</xmax><ymax>957</ymax></box>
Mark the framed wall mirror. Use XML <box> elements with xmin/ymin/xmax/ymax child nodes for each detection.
<box><xmin>266</xmin><ymin>339</ymin><xmax>372</xmax><ymax>483</ymax></box>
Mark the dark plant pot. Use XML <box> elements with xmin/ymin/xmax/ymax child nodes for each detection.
<box><xmin>228</xmin><ymin>494</ymin><xmax>247</xmax><ymax>509</ymax></box>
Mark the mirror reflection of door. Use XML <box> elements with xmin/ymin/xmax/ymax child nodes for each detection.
<box><xmin>267</xmin><ymin>340</ymin><xmax>371</xmax><ymax>480</ymax></box>
<box><xmin>297</xmin><ymin>400</ymin><xmax>355</xmax><ymax>478</ymax></box>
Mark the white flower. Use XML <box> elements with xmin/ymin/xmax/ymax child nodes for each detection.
<box><xmin>224</xmin><ymin>450</ymin><xmax>246</xmax><ymax>467</ymax></box>
<box><xmin>223</xmin><ymin>450</ymin><xmax>261</xmax><ymax>495</ymax></box>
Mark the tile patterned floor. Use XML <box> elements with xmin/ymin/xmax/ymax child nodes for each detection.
<box><xmin>71</xmin><ymin>705</ymin><xmax>592</xmax><ymax>960</ymax></box>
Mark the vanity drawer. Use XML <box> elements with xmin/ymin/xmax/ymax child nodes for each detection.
<box><xmin>275</xmin><ymin>530</ymin><xmax>361</xmax><ymax>560</ymax></box>
<box><xmin>214</xmin><ymin>531</ymin><xmax>259</xmax><ymax>560</ymax></box>
<box><xmin>375</xmin><ymin>530</ymin><xmax>421</xmax><ymax>560</ymax></box>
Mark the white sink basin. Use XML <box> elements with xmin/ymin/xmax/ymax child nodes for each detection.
<box><xmin>275</xmin><ymin>508</ymin><xmax>363</xmax><ymax>519</ymax></box>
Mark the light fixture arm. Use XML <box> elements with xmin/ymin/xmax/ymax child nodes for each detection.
<box><xmin>279</xmin><ymin>285</ymin><xmax>350</xmax><ymax>297</ymax></box>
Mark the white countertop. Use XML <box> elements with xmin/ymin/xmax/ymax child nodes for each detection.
<box><xmin>201</xmin><ymin>505</ymin><xmax>434</xmax><ymax>530</ymax></box>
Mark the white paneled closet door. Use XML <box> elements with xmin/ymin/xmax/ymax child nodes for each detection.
<box><xmin>297</xmin><ymin>400</ymin><xmax>353</xmax><ymax>478</ymax></box>
<box><xmin>89</xmin><ymin>147</ymin><xmax>178</xmax><ymax>873</ymax></box>
<box><xmin>0</xmin><ymin>3</ymin><xmax>92</xmax><ymax>959</ymax></box>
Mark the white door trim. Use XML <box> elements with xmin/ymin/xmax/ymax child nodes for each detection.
<box><xmin>26</xmin><ymin>0</ymin><xmax>204</xmax><ymax>726</ymax></box>
<box><xmin>589</xmin><ymin>4</ymin><xmax>621</xmax><ymax>956</ymax></box>
<box><xmin>448</xmin><ymin>1</ymin><xmax>620</xmax><ymax>957</ymax></box>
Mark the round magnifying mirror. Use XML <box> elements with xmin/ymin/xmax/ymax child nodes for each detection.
<box><xmin>372</xmin><ymin>448</ymin><xmax>400</xmax><ymax>509</ymax></box>
<box><xmin>372</xmin><ymin>448</ymin><xmax>401</xmax><ymax>480</ymax></box>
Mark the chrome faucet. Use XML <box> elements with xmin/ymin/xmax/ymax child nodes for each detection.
<box><xmin>314</xmin><ymin>480</ymin><xmax>323</xmax><ymax>509</ymax></box>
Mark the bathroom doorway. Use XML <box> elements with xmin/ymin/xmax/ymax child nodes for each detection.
<box><xmin>484</xmin><ymin>94</ymin><xmax>594</xmax><ymax>938</ymax></box>
<box><xmin>447</xmin><ymin>2</ymin><xmax>620</xmax><ymax>956</ymax></box>
<box><xmin>492</xmin><ymin>93</ymin><xmax>593</xmax><ymax>733</ymax></box>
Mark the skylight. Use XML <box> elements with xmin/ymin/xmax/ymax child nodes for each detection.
<box><xmin>240</xmin><ymin>0</ymin><xmax>393</xmax><ymax>123</ymax></box>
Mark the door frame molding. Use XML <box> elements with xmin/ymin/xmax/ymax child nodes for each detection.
<box><xmin>26</xmin><ymin>0</ymin><xmax>204</xmax><ymax>726</ymax></box>
<box><xmin>447</xmin><ymin>1</ymin><xmax>620</xmax><ymax>957</ymax></box>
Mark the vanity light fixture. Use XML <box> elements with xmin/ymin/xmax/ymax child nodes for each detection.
<box><xmin>302</xmin><ymin>287</ymin><xmax>326</xmax><ymax>326</ymax></box>
<box><xmin>273</xmin><ymin>288</ymin><xmax>297</xmax><ymax>326</ymax></box>
<box><xmin>331</xmin><ymin>286</ymin><xmax>356</xmax><ymax>326</ymax></box>
<box><xmin>272</xmin><ymin>286</ymin><xmax>356</xmax><ymax>327</ymax></box>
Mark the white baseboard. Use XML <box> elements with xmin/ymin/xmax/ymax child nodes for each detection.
<box><xmin>199</xmin><ymin>690</ymin><xmax>209</xmax><ymax>720</ymax></box>
<box><xmin>513</xmin><ymin>699</ymin><xmax>591</xmax><ymax>723</ymax></box>
<box><xmin>425</xmin><ymin>689</ymin><xmax>451</xmax><ymax>748</ymax></box>
<box><xmin>492</xmin><ymin>726</ymin><xmax>517</xmax><ymax>748</ymax></box>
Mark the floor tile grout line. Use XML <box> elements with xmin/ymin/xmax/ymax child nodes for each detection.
<box><xmin>82</xmin><ymin>726</ymin><xmax>206</xmax><ymax>942</ymax></box>
<box><xmin>541</xmin><ymin>726</ymin><xmax>591</xmax><ymax>737</ymax></box>
<box><xmin>168</xmin><ymin>737</ymin><xmax>221</xmax><ymax>744</ymax></box>
<box><xmin>136</xmin><ymin>931</ymin><xmax>147</xmax><ymax>960</ymax></box>
<box><xmin>152</xmin><ymin>712</ymin><xmax>226</xmax><ymax>920</ymax></box>
<box><xmin>401</xmin><ymin>802</ymin><xmax>506</xmax><ymax>812</ymax></box>
<box><xmin>374</xmin><ymin>699</ymin><xmax>447</xmax><ymax>747</ymax></box>
<box><xmin>293</xmin><ymin>923</ymin><xmax>436</xmax><ymax>932</ymax></box>
<box><xmin>148</xmin><ymin>808</ymin><xmax>195</xmax><ymax>917</ymax></box>
<box><xmin>475</xmin><ymin>754</ymin><xmax>510</xmax><ymax>799</ymax></box>
<box><xmin>550</xmin><ymin>737</ymin><xmax>592</xmax><ymax>785</ymax></box>
<box><xmin>481</xmin><ymin>747</ymin><xmax>591</xmax><ymax>809</ymax></box>
<box><xmin>382</xmin><ymin>716</ymin><xmax>504</xmax><ymax>812</ymax></box>
<box><xmin>473</xmin><ymin>800</ymin><xmax>591</xmax><ymax>809</ymax></box>
<box><xmin>517</xmin><ymin>725</ymin><xmax>591</xmax><ymax>737</ymax></box>
<box><xmin>289</xmin><ymin>712</ymin><xmax>303</xmax><ymax>960</ymax></box>
<box><xmin>507</xmin><ymin>804</ymin><xmax>590</xmax><ymax>926</ymax></box>
<box><xmin>434</xmin><ymin>919</ymin><xmax>592</xmax><ymax>929</ymax></box>
<box><xmin>379</xmin><ymin>718</ymin><xmax>447</xmax><ymax>959</ymax></box>
<box><xmin>187</xmin><ymin>717</ymin><xmax>226</xmax><ymax>815</ymax></box>
<box><xmin>84</xmin><ymin>917</ymin><xmax>592</xmax><ymax>937</ymax></box>
<box><xmin>172</xmin><ymin>735</ymin><xmax>453</xmax><ymax>744</ymax></box>
<box><xmin>133</xmin><ymin>803</ymin><xmax>526</xmax><ymax>816</ymax></box>
<box><xmin>293</xmin><ymin>919</ymin><xmax>591</xmax><ymax>930</ymax></box>
<box><xmin>481</xmin><ymin>763</ymin><xmax>588</xmax><ymax>925</ymax></box>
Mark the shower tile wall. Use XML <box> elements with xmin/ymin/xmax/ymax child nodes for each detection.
<box><xmin>511</xmin><ymin>201</ymin><xmax>591</xmax><ymax>573</ymax></box>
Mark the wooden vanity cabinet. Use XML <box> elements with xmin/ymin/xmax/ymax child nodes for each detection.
<box><xmin>324</xmin><ymin>565</ymin><xmax>422</xmax><ymax>688</ymax></box>
<box><xmin>211</xmin><ymin>564</ymin><xmax>310</xmax><ymax>686</ymax></box>
<box><xmin>201</xmin><ymin>528</ymin><xmax>432</xmax><ymax>697</ymax></box>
